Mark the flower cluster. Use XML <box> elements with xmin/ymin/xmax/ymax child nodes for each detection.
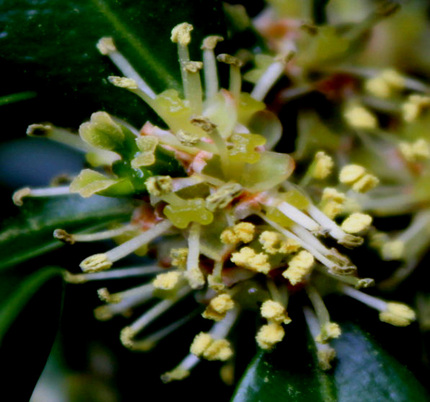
<box><xmin>248</xmin><ymin>0</ymin><xmax>430</xmax><ymax>291</ymax></box>
<box><xmin>14</xmin><ymin>19</ymin><xmax>417</xmax><ymax>381</ymax></box>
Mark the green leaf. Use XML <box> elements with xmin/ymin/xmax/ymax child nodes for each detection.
<box><xmin>0</xmin><ymin>195</ymin><xmax>135</xmax><ymax>270</ymax></box>
<box><xmin>0</xmin><ymin>267</ymin><xmax>64</xmax><ymax>400</ymax></box>
<box><xmin>232</xmin><ymin>322</ymin><xmax>429</xmax><ymax>402</ymax></box>
<box><xmin>0</xmin><ymin>0</ymin><xmax>226</xmax><ymax>127</ymax></box>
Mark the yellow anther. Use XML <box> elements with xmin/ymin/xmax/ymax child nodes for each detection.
<box><xmin>12</xmin><ymin>187</ymin><xmax>31</xmax><ymax>206</ymax></box>
<box><xmin>259</xmin><ymin>231</ymin><xmax>283</xmax><ymax>255</ymax></box>
<box><xmin>26</xmin><ymin>123</ymin><xmax>53</xmax><ymax>137</ymax></box>
<box><xmin>153</xmin><ymin>271</ymin><xmax>182</xmax><ymax>290</ymax></box>
<box><xmin>53</xmin><ymin>229</ymin><xmax>75</xmax><ymax>244</ymax></box>
<box><xmin>339</xmin><ymin>164</ymin><xmax>379</xmax><ymax>193</ymax></box>
<box><xmin>316</xmin><ymin>322</ymin><xmax>341</xmax><ymax>343</ymax></box>
<box><xmin>185</xmin><ymin>267</ymin><xmax>205</xmax><ymax>289</ymax></box>
<box><xmin>233</xmin><ymin>222</ymin><xmax>255</xmax><ymax>243</ymax></box>
<box><xmin>190</xmin><ymin>332</ymin><xmax>233</xmax><ymax>361</ymax></box>
<box><xmin>341</xmin><ymin>213</ymin><xmax>372</xmax><ymax>234</ymax></box>
<box><xmin>190</xmin><ymin>332</ymin><xmax>213</xmax><ymax>356</ymax></box>
<box><xmin>231</xmin><ymin>247</ymin><xmax>271</xmax><ymax>274</ymax></box>
<box><xmin>216</xmin><ymin>53</ymin><xmax>244</xmax><ymax>67</ymax></box>
<box><xmin>203</xmin><ymin>294</ymin><xmax>235</xmax><ymax>321</ymax></box>
<box><xmin>399</xmin><ymin>138</ymin><xmax>430</xmax><ymax>162</ymax></box>
<box><xmin>352</xmin><ymin>174</ymin><xmax>379</xmax><ymax>193</ymax></box>
<box><xmin>210</xmin><ymin>294</ymin><xmax>235</xmax><ymax>314</ymax></box>
<box><xmin>312</xmin><ymin>151</ymin><xmax>334</xmax><ymax>180</ymax></box>
<box><xmin>161</xmin><ymin>368</ymin><xmax>190</xmax><ymax>382</ymax></box>
<box><xmin>96</xmin><ymin>37</ymin><xmax>116</xmax><ymax>55</ymax></box>
<box><xmin>80</xmin><ymin>253</ymin><xmax>112</xmax><ymax>272</ymax></box>
<box><xmin>120</xmin><ymin>326</ymin><xmax>135</xmax><ymax>348</ymax></box>
<box><xmin>108</xmin><ymin>76</ymin><xmax>139</xmax><ymax>90</ymax></box>
<box><xmin>282</xmin><ymin>251</ymin><xmax>314</xmax><ymax>285</ymax></box>
<box><xmin>365</xmin><ymin>69</ymin><xmax>404</xmax><ymax>98</ymax></box>
<box><xmin>97</xmin><ymin>288</ymin><xmax>122</xmax><ymax>303</ymax></box>
<box><xmin>171</xmin><ymin>22</ymin><xmax>193</xmax><ymax>46</ymax></box>
<box><xmin>260</xmin><ymin>300</ymin><xmax>291</xmax><ymax>324</ymax></box>
<box><xmin>183</xmin><ymin>61</ymin><xmax>203</xmax><ymax>73</ymax></box>
<box><xmin>344</xmin><ymin>105</ymin><xmax>377</xmax><ymax>129</ymax></box>
<box><xmin>94</xmin><ymin>305</ymin><xmax>114</xmax><ymax>321</ymax></box>
<box><xmin>203</xmin><ymin>339</ymin><xmax>233</xmax><ymax>361</ymax></box>
<box><xmin>201</xmin><ymin>35</ymin><xmax>224</xmax><ymax>50</ymax></box>
<box><xmin>220</xmin><ymin>228</ymin><xmax>239</xmax><ymax>245</ymax></box>
<box><xmin>402</xmin><ymin>94</ymin><xmax>430</xmax><ymax>122</ymax></box>
<box><xmin>221</xmin><ymin>222</ymin><xmax>255</xmax><ymax>245</ymax></box>
<box><xmin>321</xmin><ymin>200</ymin><xmax>344</xmax><ymax>219</ymax></box>
<box><xmin>256</xmin><ymin>323</ymin><xmax>285</xmax><ymax>350</ymax></box>
<box><xmin>322</xmin><ymin>187</ymin><xmax>346</xmax><ymax>203</ymax></box>
<box><xmin>339</xmin><ymin>165</ymin><xmax>366</xmax><ymax>184</ymax></box>
<box><xmin>379</xmin><ymin>302</ymin><xmax>416</xmax><ymax>327</ymax></box>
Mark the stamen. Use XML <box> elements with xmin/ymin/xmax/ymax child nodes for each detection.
<box><xmin>307</xmin><ymin>205</ymin><xmax>364</xmax><ymax>248</ymax></box>
<box><xmin>256</xmin><ymin>322</ymin><xmax>285</xmax><ymax>350</ymax></box>
<box><xmin>183</xmin><ymin>61</ymin><xmax>204</xmax><ymax>114</ymax></box>
<box><xmin>343</xmin><ymin>104</ymin><xmax>377</xmax><ymax>129</ymax></box>
<box><xmin>108</xmin><ymin>76</ymin><xmax>158</xmax><ymax>112</ymax></box>
<box><xmin>125</xmin><ymin>312</ymin><xmax>197</xmax><ymax>351</ymax></box>
<box><xmin>259</xmin><ymin>213</ymin><xmax>348</xmax><ymax>274</ymax></box>
<box><xmin>260</xmin><ymin>299</ymin><xmax>291</xmax><ymax>325</ymax></box>
<box><xmin>13</xmin><ymin>186</ymin><xmax>70</xmax><ymax>206</ymax></box>
<box><xmin>27</xmin><ymin>124</ymin><xmax>90</xmax><ymax>153</ymax></box>
<box><xmin>201</xmin><ymin>36</ymin><xmax>224</xmax><ymax>99</ymax></box>
<box><xmin>161</xmin><ymin>354</ymin><xmax>199</xmax><ymax>383</ymax></box>
<box><xmin>340</xmin><ymin>213</ymin><xmax>372</xmax><ymax>234</ymax></box>
<box><xmin>251</xmin><ymin>58</ymin><xmax>286</xmax><ymax>101</ymax></box>
<box><xmin>303</xmin><ymin>307</ymin><xmax>336</xmax><ymax>370</ymax></box>
<box><xmin>80</xmin><ymin>220</ymin><xmax>172</xmax><ymax>271</ymax></box>
<box><xmin>283</xmin><ymin>250</ymin><xmax>315</xmax><ymax>285</ymax></box>
<box><xmin>266</xmin><ymin>278</ymin><xmax>289</xmax><ymax>307</ymax></box>
<box><xmin>97</xmin><ymin>37</ymin><xmax>156</xmax><ymax>98</ymax></box>
<box><xmin>94</xmin><ymin>283</ymin><xmax>154</xmax><ymax>320</ymax></box>
<box><xmin>191</xmin><ymin>117</ymin><xmax>230</xmax><ymax>174</ymax></box>
<box><xmin>121</xmin><ymin>286</ymin><xmax>192</xmax><ymax>345</ymax></box>
<box><xmin>54</xmin><ymin>224</ymin><xmax>137</xmax><ymax>244</ymax></box>
<box><xmin>208</xmin><ymin>260</ymin><xmax>225</xmax><ymax>291</ymax></box>
<box><xmin>171</xmin><ymin>23</ymin><xmax>193</xmax><ymax>98</ymax></box>
<box><xmin>65</xmin><ymin>265</ymin><xmax>165</xmax><ymax>283</ymax></box>
<box><xmin>339</xmin><ymin>164</ymin><xmax>379</xmax><ymax>193</ymax></box>
<box><xmin>306</xmin><ymin>285</ymin><xmax>341</xmax><ymax>343</ymax></box>
<box><xmin>264</xmin><ymin>197</ymin><xmax>321</xmax><ymax>233</ymax></box>
<box><xmin>315</xmin><ymin>266</ymin><xmax>374</xmax><ymax>289</ymax></box>
<box><xmin>186</xmin><ymin>223</ymin><xmax>205</xmax><ymax>289</ymax></box>
<box><xmin>340</xmin><ymin>286</ymin><xmax>416</xmax><ymax>327</ymax></box>
<box><xmin>202</xmin><ymin>293</ymin><xmax>235</xmax><ymax>321</ymax></box>
<box><xmin>216</xmin><ymin>54</ymin><xmax>243</xmax><ymax>99</ymax></box>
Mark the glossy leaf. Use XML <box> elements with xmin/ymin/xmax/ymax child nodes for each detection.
<box><xmin>232</xmin><ymin>322</ymin><xmax>429</xmax><ymax>402</ymax></box>
<box><xmin>0</xmin><ymin>195</ymin><xmax>135</xmax><ymax>270</ymax></box>
<box><xmin>0</xmin><ymin>267</ymin><xmax>64</xmax><ymax>400</ymax></box>
<box><xmin>0</xmin><ymin>0</ymin><xmax>226</xmax><ymax>129</ymax></box>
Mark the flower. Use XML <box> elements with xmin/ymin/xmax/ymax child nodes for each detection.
<box><xmin>14</xmin><ymin>21</ymin><xmax>416</xmax><ymax>382</ymax></box>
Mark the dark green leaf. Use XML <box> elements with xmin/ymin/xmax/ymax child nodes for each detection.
<box><xmin>0</xmin><ymin>195</ymin><xmax>135</xmax><ymax>270</ymax></box>
<box><xmin>232</xmin><ymin>322</ymin><xmax>429</xmax><ymax>402</ymax></box>
<box><xmin>0</xmin><ymin>0</ymin><xmax>226</xmax><ymax>128</ymax></box>
<box><xmin>0</xmin><ymin>267</ymin><xmax>64</xmax><ymax>400</ymax></box>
